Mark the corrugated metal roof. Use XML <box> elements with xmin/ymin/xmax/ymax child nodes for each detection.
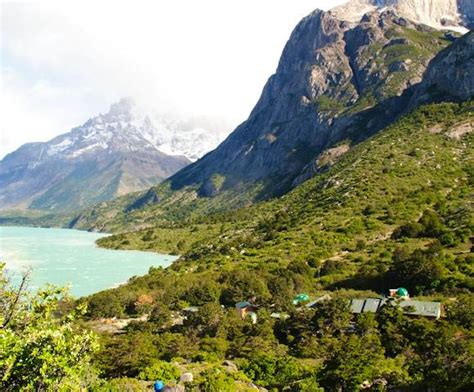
<box><xmin>348</xmin><ymin>298</ymin><xmax>442</xmax><ymax>319</ymax></box>
<box><xmin>362</xmin><ymin>298</ymin><xmax>383</xmax><ymax>313</ymax></box>
<box><xmin>398</xmin><ymin>300</ymin><xmax>441</xmax><ymax>318</ymax></box>
<box><xmin>305</xmin><ymin>294</ymin><xmax>332</xmax><ymax>308</ymax></box>
<box><xmin>350</xmin><ymin>299</ymin><xmax>365</xmax><ymax>314</ymax></box>
<box><xmin>182</xmin><ymin>306</ymin><xmax>199</xmax><ymax>313</ymax></box>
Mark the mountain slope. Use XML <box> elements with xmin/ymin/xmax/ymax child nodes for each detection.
<box><xmin>166</xmin><ymin>4</ymin><xmax>473</xmax><ymax>199</ymax></box>
<box><xmin>99</xmin><ymin>100</ymin><xmax>473</xmax><ymax>274</ymax></box>
<box><xmin>88</xmin><ymin>101</ymin><xmax>473</xmax><ymax>391</ymax></box>
<box><xmin>0</xmin><ymin>99</ymin><xmax>191</xmax><ymax>212</ymax></box>
<box><xmin>170</xmin><ymin>10</ymin><xmax>453</xmax><ymax>197</ymax></box>
<box><xmin>69</xmin><ymin>17</ymin><xmax>473</xmax><ymax>232</ymax></box>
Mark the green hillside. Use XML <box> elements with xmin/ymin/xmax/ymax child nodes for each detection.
<box><xmin>99</xmin><ymin>102</ymin><xmax>473</xmax><ymax>277</ymax></box>
<box><xmin>80</xmin><ymin>102</ymin><xmax>473</xmax><ymax>390</ymax></box>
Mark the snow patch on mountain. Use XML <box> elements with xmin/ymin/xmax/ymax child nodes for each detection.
<box><xmin>331</xmin><ymin>0</ymin><xmax>472</xmax><ymax>32</ymax></box>
<box><xmin>41</xmin><ymin>98</ymin><xmax>229</xmax><ymax>162</ymax></box>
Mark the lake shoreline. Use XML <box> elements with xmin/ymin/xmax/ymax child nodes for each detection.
<box><xmin>0</xmin><ymin>226</ymin><xmax>178</xmax><ymax>297</ymax></box>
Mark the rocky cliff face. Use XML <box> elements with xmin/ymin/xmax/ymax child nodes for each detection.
<box><xmin>168</xmin><ymin>9</ymin><xmax>454</xmax><ymax>196</ymax></box>
<box><xmin>410</xmin><ymin>30</ymin><xmax>474</xmax><ymax>105</ymax></box>
<box><xmin>0</xmin><ymin>99</ymin><xmax>191</xmax><ymax>212</ymax></box>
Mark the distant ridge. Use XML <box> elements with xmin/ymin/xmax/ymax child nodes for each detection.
<box><xmin>0</xmin><ymin>99</ymin><xmax>191</xmax><ymax>212</ymax></box>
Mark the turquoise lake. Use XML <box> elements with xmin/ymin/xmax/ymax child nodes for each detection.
<box><xmin>0</xmin><ymin>226</ymin><xmax>177</xmax><ymax>297</ymax></box>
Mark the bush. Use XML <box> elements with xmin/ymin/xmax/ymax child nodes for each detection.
<box><xmin>87</xmin><ymin>291</ymin><xmax>124</xmax><ymax>318</ymax></box>
<box><xmin>149</xmin><ymin>303</ymin><xmax>172</xmax><ymax>327</ymax></box>
<box><xmin>419</xmin><ymin>210</ymin><xmax>446</xmax><ymax>238</ymax></box>
<box><xmin>445</xmin><ymin>294</ymin><xmax>474</xmax><ymax>330</ymax></box>
<box><xmin>320</xmin><ymin>259</ymin><xmax>346</xmax><ymax>276</ymax></box>
<box><xmin>192</xmin><ymin>367</ymin><xmax>245</xmax><ymax>392</ymax></box>
<box><xmin>91</xmin><ymin>377</ymin><xmax>149</xmax><ymax>392</ymax></box>
<box><xmin>392</xmin><ymin>222</ymin><xmax>424</xmax><ymax>239</ymax></box>
<box><xmin>240</xmin><ymin>354</ymin><xmax>310</xmax><ymax>389</ymax></box>
<box><xmin>137</xmin><ymin>360</ymin><xmax>180</xmax><ymax>382</ymax></box>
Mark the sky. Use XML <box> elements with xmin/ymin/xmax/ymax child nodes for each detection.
<box><xmin>0</xmin><ymin>0</ymin><xmax>347</xmax><ymax>158</ymax></box>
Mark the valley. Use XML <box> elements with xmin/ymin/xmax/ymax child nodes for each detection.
<box><xmin>1</xmin><ymin>1</ymin><xmax>473</xmax><ymax>391</ymax></box>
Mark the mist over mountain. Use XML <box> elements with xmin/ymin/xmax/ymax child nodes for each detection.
<box><xmin>0</xmin><ymin>98</ymin><xmax>230</xmax><ymax>212</ymax></box>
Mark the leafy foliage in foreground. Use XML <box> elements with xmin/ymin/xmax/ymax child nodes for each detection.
<box><xmin>0</xmin><ymin>264</ymin><xmax>99</xmax><ymax>391</ymax></box>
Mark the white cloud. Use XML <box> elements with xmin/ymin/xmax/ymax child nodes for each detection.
<box><xmin>0</xmin><ymin>0</ymin><xmax>347</xmax><ymax>158</ymax></box>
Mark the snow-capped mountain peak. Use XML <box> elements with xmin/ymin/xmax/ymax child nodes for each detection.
<box><xmin>43</xmin><ymin>98</ymin><xmax>229</xmax><ymax>162</ymax></box>
<box><xmin>0</xmin><ymin>97</ymin><xmax>202</xmax><ymax>212</ymax></box>
<box><xmin>331</xmin><ymin>0</ymin><xmax>473</xmax><ymax>33</ymax></box>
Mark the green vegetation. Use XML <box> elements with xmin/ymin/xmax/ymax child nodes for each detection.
<box><xmin>2</xmin><ymin>102</ymin><xmax>472</xmax><ymax>390</ymax></box>
<box><xmin>76</xmin><ymin>102</ymin><xmax>473</xmax><ymax>390</ymax></box>
<box><xmin>0</xmin><ymin>209</ymin><xmax>76</xmax><ymax>229</ymax></box>
<box><xmin>0</xmin><ymin>264</ymin><xmax>99</xmax><ymax>390</ymax></box>
<box><xmin>348</xmin><ymin>26</ymin><xmax>451</xmax><ymax>114</ymax></box>
<box><xmin>313</xmin><ymin>96</ymin><xmax>347</xmax><ymax>115</ymax></box>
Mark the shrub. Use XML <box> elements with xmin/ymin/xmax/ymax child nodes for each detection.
<box><xmin>87</xmin><ymin>291</ymin><xmax>124</xmax><ymax>318</ymax></box>
<box><xmin>240</xmin><ymin>354</ymin><xmax>310</xmax><ymax>389</ymax></box>
<box><xmin>149</xmin><ymin>302</ymin><xmax>172</xmax><ymax>327</ymax></box>
<box><xmin>137</xmin><ymin>360</ymin><xmax>180</xmax><ymax>382</ymax></box>
<box><xmin>419</xmin><ymin>210</ymin><xmax>446</xmax><ymax>237</ymax></box>
<box><xmin>392</xmin><ymin>222</ymin><xmax>424</xmax><ymax>239</ymax></box>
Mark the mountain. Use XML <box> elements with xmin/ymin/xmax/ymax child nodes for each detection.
<box><xmin>68</xmin><ymin>7</ymin><xmax>473</xmax><ymax>231</ymax></box>
<box><xmin>3</xmin><ymin>3</ymin><xmax>472</xmax><ymax>389</ymax></box>
<box><xmin>332</xmin><ymin>0</ymin><xmax>474</xmax><ymax>31</ymax></box>
<box><xmin>163</xmin><ymin>9</ymin><xmax>468</xmax><ymax>198</ymax></box>
<box><xmin>0</xmin><ymin>99</ymin><xmax>191</xmax><ymax>212</ymax></box>
<box><xmin>133</xmin><ymin>111</ymin><xmax>231</xmax><ymax>162</ymax></box>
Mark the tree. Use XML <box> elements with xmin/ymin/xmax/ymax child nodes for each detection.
<box><xmin>184</xmin><ymin>281</ymin><xmax>221</xmax><ymax>305</ymax></box>
<box><xmin>0</xmin><ymin>264</ymin><xmax>99</xmax><ymax>391</ymax></box>
<box><xmin>149</xmin><ymin>302</ymin><xmax>172</xmax><ymax>328</ymax></box>
<box><xmin>402</xmin><ymin>319</ymin><xmax>473</xmax><ymax>391</ymax></box>
<box><xmin>376</xmin><ymin>303</ymin><xmax>409</xmax><ymax>357</ymax></box>
<box><xmin>445</xmin><ymin>294</ymin><xmax>474</xmax><ymax>330</ymax></box>
<box><xmin>96</xmin><ymin>332</ymin><xmax>159</xmax><ymax>378</ymax></box>
<box><xmin>392</xmin><ymin>222</ymin><xmax>424</xmax><ymax>239</ymax></box>
<box><xmin>311</xmin><ymin>297</ymin><xmax>351</xmax><ymax>336</ymax></box>
<box><xmin>185</xmin><ymin>302</ymin><xmax>224</xmax><ymax>337</ymax></box>
<box><xmin>240</xmin><ymin>353</ymin><xmax>311</xmax><ymax>389</ymax></box>
<box><xmin>319</xmin><ymin>333</ymin><xmax>408</xmax><ymax>391</ymax></box>
<box><xmin>219</xmin><ymin>270</ymin><xmax>271</xmax><ymax>306</ymax></box>
<box><xmin>387</xmin><ymin>245</ymin><xmax>444</xmax><ymax>294</ymax></box>
<box><xmin>86</xmin><ymin>290</ymin><xmax>124</xmax><ymax>318</ymax></box>
<box><xmin>419</xmin><ymin>210</ymin><xmax>446</xmax><ymax>238</ymax></box>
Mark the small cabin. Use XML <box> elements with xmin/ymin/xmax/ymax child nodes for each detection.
<box><xmin>235</xmin><ymin>301</ymin><xmax>258</xmax><ymax>324</ymax></box>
